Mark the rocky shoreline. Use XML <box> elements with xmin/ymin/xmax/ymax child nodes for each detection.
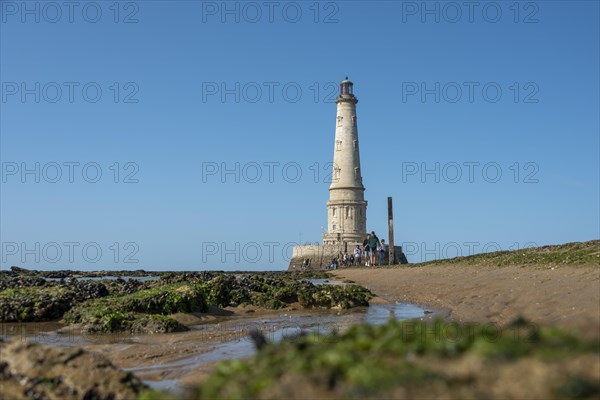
<box><xmin>0</xmin><ymin>268</ymin><xmax>372</xmax><ymax>334</ymax></box>
<box><xmin>0</xmin><ymin>268</ymin><xmax>377</xmax><ymax>399</ymax></box>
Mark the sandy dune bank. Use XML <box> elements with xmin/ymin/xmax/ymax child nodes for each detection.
<box><xmin>334</xmin><ymin>264</ymin><xmax>600</xmax><ymax>339</ymax></box>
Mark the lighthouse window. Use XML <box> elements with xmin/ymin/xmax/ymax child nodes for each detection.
<box><xmin>353</xmin><ymin>140</ymin><xmax>358</xmax><ymax>150</ymax></box>
<box><xmin>352</xmin><ymin>116</ymin><xmax>357</xmax><ymax>127</ymax></box>
<box><xmin>337</xmin><ymin>116</ymin><xmax>343</xmax><ymax>127</ymax></box>
<box><xmin>336</xmin><ymin>140</ymin><xmax>342</xmax><ymax>151</ymax></box>
<box><xmin>332</xmin><ymin>208</ymin><xmax>336</xmax><ymax>217</ymax></box>
<box><xmin>332</xmin><ymin>224</ymin><xmax>336</xmax><ymax>231</ymax></box>
<box><xmin>354</xmin><ymin>167</ymin><xmax>360</xmax><ymax>179</ymax></box>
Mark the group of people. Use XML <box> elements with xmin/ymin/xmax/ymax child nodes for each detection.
<box><xmin>330</xmin><ymin>231</ymin><xmax>389</xmax><ymax>269</ymax></box>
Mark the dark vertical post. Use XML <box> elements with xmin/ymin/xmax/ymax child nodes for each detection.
<box><xmin>388</xmin><ymin>197</ymin><xmax>395</xmax><ymax>265</ymax></box>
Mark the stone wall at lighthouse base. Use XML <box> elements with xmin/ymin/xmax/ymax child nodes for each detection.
<box><xmin>288</xmin><ymin>244</ymin><xmax>408</xmax><ymax>271</ymax></box>
<box><xmin>288</xmin><ymin>244</ymin><xmax>341</xmax><ymax>271</ymax></box>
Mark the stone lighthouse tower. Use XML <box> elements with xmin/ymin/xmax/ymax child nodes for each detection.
<box><xmin>288</xmin><ymin>77</ymin><xmax>371</xmax><ymax>270</ymax></box>
<box><xmin>322</xmin><ymin>77</ymin><xmax>368</xmax><ymax>250</ymax></box>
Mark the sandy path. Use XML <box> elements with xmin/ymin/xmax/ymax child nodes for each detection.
<box><xmin>333</xmin><ymin>264</ymin><xmax>600</xmax><ymax>339</ymax></box>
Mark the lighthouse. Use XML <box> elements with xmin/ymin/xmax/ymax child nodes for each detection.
<box><xmin>288</xmin><ymin>77</ymin><xmax>370</xmax><ymax>269</ymax></box>
<box><xmin>288</xmin><ymin>77</ymin><xmax>406</xmax><ymax>269</ymax></box>
<box><xmin>322</xmin><ymin>77</ymin><xmax>368</xmax><ymax>250</ymax></box>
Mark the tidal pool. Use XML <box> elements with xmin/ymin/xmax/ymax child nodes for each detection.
<box><xmin>131</xmin><ymin>302</ymin><xmax>428</xmax><ymax>391</ymax></box>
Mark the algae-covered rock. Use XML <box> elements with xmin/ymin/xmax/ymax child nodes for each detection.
<box><xmin>297</xmin><ymin>283</ymin><xmax>372</xmax><ymax>309</ymax></box>
<box><xmin>193</xmin><ymin>272</ymin><xmax>371</xmax><ymax>311</ymax></box>
<box><xmin>203</xmin><ymin>274</ymin><xmax>236</xmax><ymax>307</ymax></box>
<box><xmin>190</xmin><ymin>319</ymin><xmax>600</xmax><ymax>399</ymax></box>
<box><xmin>69</xmin><ymin>309</ymin><xmax>187</xmax><ymax>334</ymax></box>
<box><xmin>1</xmin><ymin>271</ymin><xmax>374</xmax><ymax>333</ymax></box>
<box><xmin>130</xmin><ymin>314</ymin><xmax>189</xmax><ymax>334</ymax></box>
<box><xmin>64</xmin><ymin>283</ymin><xmax>205</xmax><ymax>333</ymax></box>
<box><xmin>0</xmin><ymin>339</ymin><xmax>146</xmax><ymax>400</ymax></box>
<box><xmin>249</xmin><ymin>292</ymin><xmax>287</xmax><ymax>309</ymax></box>
<box><xmin>0</xmin><ymin>282</ymin><xmax>109</xmax><ymax>322</ymax></box>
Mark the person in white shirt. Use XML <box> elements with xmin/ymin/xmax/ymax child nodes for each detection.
<box><xmin>353</xmin><ymin>245</ymin><xmax>362</xmax><ymax>265</ymax></box>
<box><xmin>379</xmin><ymin>239</ymin><xmax>389</xmax><ymax>266</ymax></box>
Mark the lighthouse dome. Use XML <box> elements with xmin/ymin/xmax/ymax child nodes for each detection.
<box><xmin>338</xmin><ymin>76</ymin><xmax>357</xmax><ymax>103</ymax></box>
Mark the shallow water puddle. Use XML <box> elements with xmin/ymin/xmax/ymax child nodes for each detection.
<box><xmin>133</xmin><ymin>303</ymin><xmax>428</xmax><ymax>389</ymax></box>
<box><xmin>364</xmin><ymin>303</ymin><xmax>425</xmax><ymax>324</ymax></box>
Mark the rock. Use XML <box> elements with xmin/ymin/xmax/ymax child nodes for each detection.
<box><xmin>0</xmin><ymin>282</ymin><xmax>110</xmax><ymax>322</ymax></box>
<box><xmin>0</xmin><ymin>339</ymin><xmax>146</xmax><ymax>400</ymax></box>
<box><xmin>249</xmin><ymin>329</ymin><xmax>268</xmax><ymax>350</ymax></box>
<box><xmin>10</xmin><ymin>266</ymin><xmax>34</xmax><ymax>274</ymax></box>
<box><xmin>129</xmin><ymin>314</ymin><xmax>189</xmax><ymax>334</ymax></box>
<box><xmin>42</xmin><ymin>270</ymin><xmax>74</xmax><ymax>279</ymax></box>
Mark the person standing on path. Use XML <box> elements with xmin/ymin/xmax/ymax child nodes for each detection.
<box><xmin>363</xmin><ymin>234</ymin><xmax>371</xmax><ymax>266</ymax></box>
<box><xmin>354</xmin><ymin>245</ymin><xmax>362</xmax><ymax>266</ymax></box>
<box><xmin>379</xmin><ymin>239</ymin><xmax>389</xmax><ymax>266</ymax></box>
<box><xmin>368</xmin><ymin>231</ymin><xmax>380</xmax><ymax>266</ymax></box>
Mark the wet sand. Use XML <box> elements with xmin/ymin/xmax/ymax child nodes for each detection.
<box><xmin>333</xmin><ymin>264</ymin><xmax>600</xmax><ymax>339</ymax></box>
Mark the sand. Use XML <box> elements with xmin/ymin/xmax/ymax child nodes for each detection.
<box><xmin>333</xmin><ymin>264</ymin><xmax>600</xmax><ymax>340</ymax></box>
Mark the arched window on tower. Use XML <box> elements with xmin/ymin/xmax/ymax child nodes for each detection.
<box><xmin>352</xmin><ymin>116</ymin><xmax>357</xmax><ymax>127</ymax></box>
<box><xmin>337</xmin><ymin>116</ymin><xmax>343</xmax><ymax>127</ymax></box>
<box><xmin>334</xmin><ymin>167</ymin><xmax>340</xmax><ymax>181</ymax></box>
<box><xmin>353</xmin><ymin>140</ymin><xmax>358</xmax><ymax>150</ymax></box>
<box><xmin>354</xmin><ymin>167</ymin><xmax>360</xmax><ymax>180</ymax></box>
<box><xmin>336</xmin><ymin>140</ymin><xmax>342</xmax><ymax>151</ymax></box>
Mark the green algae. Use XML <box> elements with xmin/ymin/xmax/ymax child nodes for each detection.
<box><xmin>178</xmin><ymin>319</ymin><xmax>599</xmax><ymax>399</ymax></box>
<box><xmin>63</xmin><ymin>283</ymin><xmax>206</xmax><ymax>333</ymax></box>
<box><xmin>416</xmin><ymin>240</ymin><xmax>599</xmax><ymax>267</ymax></box>
<box><xmin>196</xmin><ymin>273</ymin><xmax>372</xmax><ymax>310</ymax></box>
<box><xmin>0</xmin><ymin>285</ymin><xmax>103</xmax><ymax>322</ymax></box>
<box><xmin>1</xmin><ymin>271</ymin><xmax>373</xmax><ymax>333</ymax></box>
<box><xmin>57</xmin><ymin>272</ymin><xmax>371</xmax><ymax>333</ymax></box>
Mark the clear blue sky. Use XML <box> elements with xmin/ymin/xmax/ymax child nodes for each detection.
<box><xmin>1</xmin><ymin>1</ymin><xmax>598</xmax><ymax>270</ymax></box>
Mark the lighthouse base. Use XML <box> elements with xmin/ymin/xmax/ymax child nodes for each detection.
<box><xmin>287</xmin><ymin>244</ymin><xmax>408</xmax><ymax>271</ymax></box>
<box><xmin>287</xmin><ymin>244</ymin><xmax>341</xmax><ymax>271</ymax></box>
